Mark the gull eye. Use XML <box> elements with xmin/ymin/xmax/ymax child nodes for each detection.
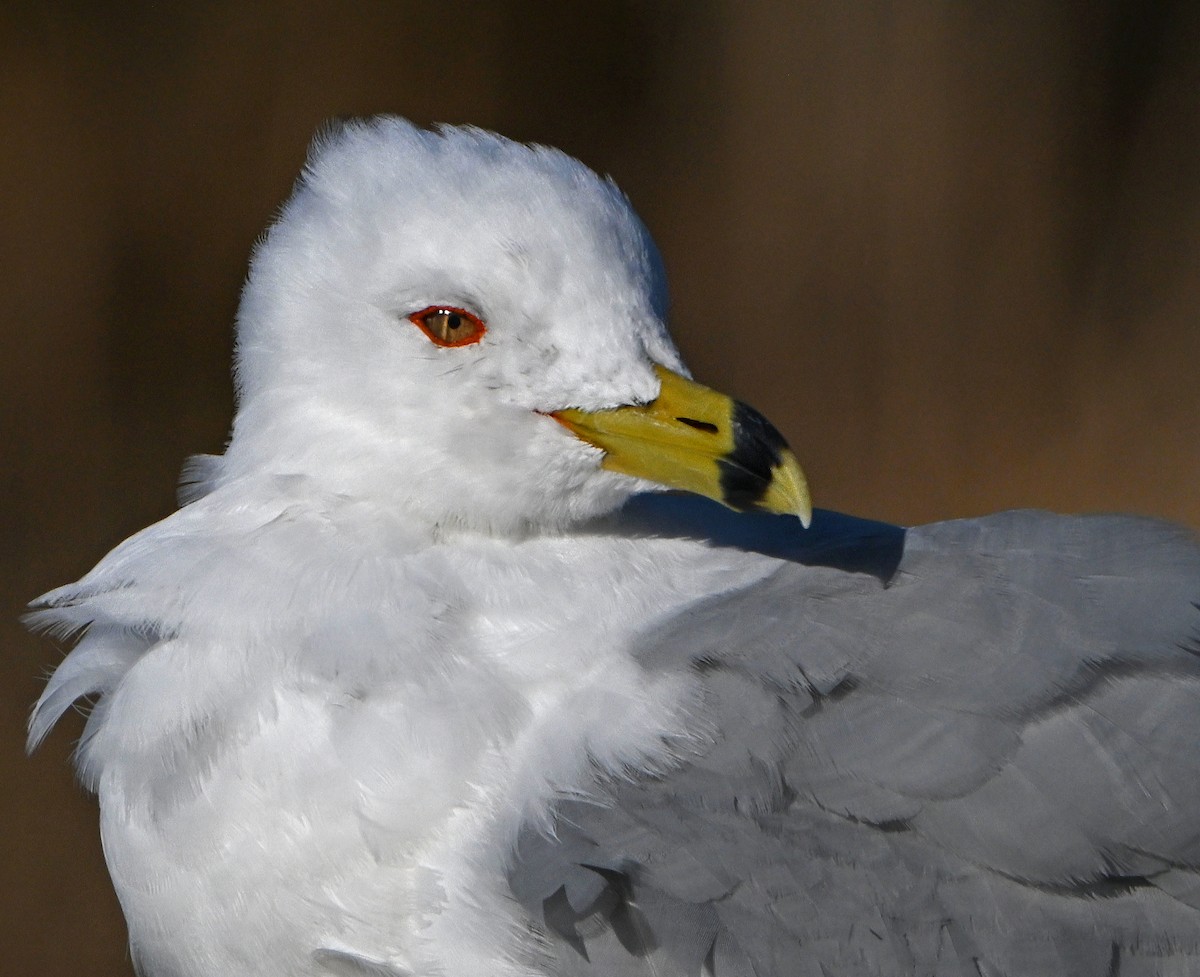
<box><xmin>408</xmin><ymin>306</ymin><xmax>486</xmax><ymax>347</ymax></box>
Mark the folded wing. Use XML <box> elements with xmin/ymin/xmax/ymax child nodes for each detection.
<box><xmin>511</xmin><ymin>509</ymin><xmax>1200</xmax><ymax>977</ymax></box>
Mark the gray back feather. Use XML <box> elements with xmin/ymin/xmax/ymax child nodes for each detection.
<box><xmin>510</xmin><ymin>509</ymin><xmax>1200</xmax><ymax>977</ymax></box>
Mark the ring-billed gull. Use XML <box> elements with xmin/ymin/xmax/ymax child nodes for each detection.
<box><xmin>28</xmin><ymin>117</ymin><xmax>1200</xmax><ymax>977</ymax></box>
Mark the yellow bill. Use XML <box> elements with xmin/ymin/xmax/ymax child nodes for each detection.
<box><xmin>552</xmin><ymin>364</ymin><xmax>812</xmax><ymax>526</ymax></box>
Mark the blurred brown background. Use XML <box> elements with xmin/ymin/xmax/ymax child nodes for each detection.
<box><xmin>3</xmin><ymin>2</ymin><xmax>1199</xmax><ymax>973</ymax></box>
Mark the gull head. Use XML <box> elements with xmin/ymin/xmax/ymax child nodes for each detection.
<box><xmin>221</xmin><ymin>117</ymin><xmax>809</xmax><ymax>534</ymax></box>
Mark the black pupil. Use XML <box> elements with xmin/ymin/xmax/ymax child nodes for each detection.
<box><xmin>445</xmin><ymin>313</ymin><xmax>462</xmax><ymax>331</ymax></box>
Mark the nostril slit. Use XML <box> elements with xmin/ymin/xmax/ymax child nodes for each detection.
<box><xmin>677</xmin><ymin>417</ymin><xmax>719</xmax><ymax>434</ymax></box>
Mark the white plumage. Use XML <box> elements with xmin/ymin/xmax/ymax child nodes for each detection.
<box><xmin>29</xmin><ymin>118</ymin><xmax>1200</xmax><ymax>977</ymax></box>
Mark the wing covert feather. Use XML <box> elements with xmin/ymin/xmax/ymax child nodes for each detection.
<box><xmin>510</xmin><ymin>510</ymin><xmax>1200</xmax><ymax>976</ymax></box>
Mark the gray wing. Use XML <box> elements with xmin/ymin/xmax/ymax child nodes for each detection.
<box><xmin>510</xmin><ymin>508</ymin><xmax>1200</xmax><ymax>977</ymax></box>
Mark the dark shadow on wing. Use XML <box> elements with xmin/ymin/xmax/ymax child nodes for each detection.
<box><xmin>599</xmin><ymin>492</ymin><xmax>906</xmax><ymax>584</ymax></box>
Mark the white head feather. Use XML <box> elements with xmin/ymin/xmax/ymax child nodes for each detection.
<box><xmin>219</xmin><ymin>118</ymin><xmax>685</xmax><ymax>534</ymax></box>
